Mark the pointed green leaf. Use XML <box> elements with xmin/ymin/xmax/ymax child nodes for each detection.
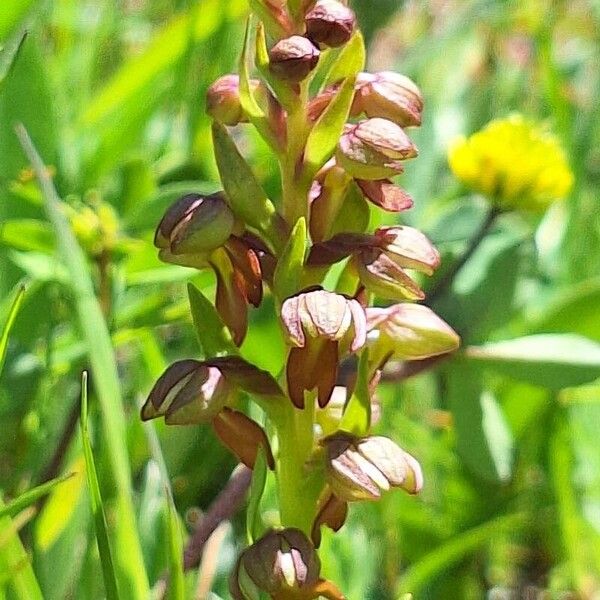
<box><xmin>339</xmin><ymin>348</ymin><xmax>371</xmax><ymax>436</ymax></box>
<box><xmin>246</xmin><ymin>448</ymin><xmax>268</xmax><ymax>544</ymax></box>
<box><xmin>238</xmin><ymin>20</ymin><xmax>280</xmax><ymax>150</ymax></box>
<box><xmin>0</xmin><ymin>473</ymin><xmax>74</xmax><ymax>520</ymax></box>
<box><xmin>187</xmin><ymin>282</ymin><xmax>237</xmax><ymax>358</ymax></box>
<box><xmin>0</xmin><ymin>282</ymin><xmax>25</xmax><ymax>377</ymax></box>
<box><xmin>212</xmin><ymin>121</ymin><xmax>284</xmax><ymax>250</ymax></box>
<box><xmin>321</xmin><ymin>30</ymin><xmax>366</xmax><ymax>88</ymax></box>
<box><xmin>165</xmin><ymin>488</ymin><xmax>185</xmax><ymax>600</ymax></box>
<box><xmin>254</xmin><ymin>22</ymin><xmax>295</xmax><ymax>110</ymax></box>
<box><xmin>273</xmin><ymin>217</ymin><xmax>306</xmax><ymax>302</ymax></box>
<box><xmin>304</xmin><ymin>75</ymin><xmax>358</xmax><ymax>176</ymax></box>
<box><xmin>80</xmin><ymin>372</ymin><xmax>120</xmax><ymax>600</ymax></box>
<box><xmin>464</xmin><ymin>334</ymin><xmax>600</xmax><ymax>389</ymax></box>
<box><xmin>0</xmin><ymin>30</ymin><xmax>26</xmax><ymax>87</ymax></box>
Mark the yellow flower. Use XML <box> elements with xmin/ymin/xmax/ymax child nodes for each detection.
<box><xmin>448</xmin><ymin>115</ymin><xmax>574</xmax><ymax>211</ymax></box>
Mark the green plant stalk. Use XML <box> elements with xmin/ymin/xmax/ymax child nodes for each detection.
<box><xmin>275</xmin><ymin>397</ymin><xmax>319</xmax><ymax>534</ymax></box>
<box><xmin>281</xmin><ymin>82</ymin><xmax>311</xmax><ymax>225</ymax></box>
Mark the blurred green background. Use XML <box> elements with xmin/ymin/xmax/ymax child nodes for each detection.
<box><xmin>1</xmin><ymin>0</ymin><xmax>600</xmax><ymax>598</ymax></box>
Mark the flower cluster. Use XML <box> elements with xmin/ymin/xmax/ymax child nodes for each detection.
<box><xmin>448</xmin><ymin>114</ymin><xmax>574</xmax><ymax>211</ymax></box>
<box><xmin>141</xmin><ymin>1</ymin><xmax>460</xmax><ymax>596</ymax></box>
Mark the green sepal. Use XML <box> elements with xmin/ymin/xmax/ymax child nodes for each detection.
<box><xmin>273</xmin><ymin>217</ymin><xmax>307</xmax><ymax>303</ymax></box>
<box><xmin>187</xmin><ymin>282</ymin><xmax>238</xmax><ymax>358</ymax></box>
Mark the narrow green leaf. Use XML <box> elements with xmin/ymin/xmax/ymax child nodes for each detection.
<box><xmin>339</xmin><ymin>348</ymin><xmax>371</xmax><ymax>436</ymax></box>
<box><xmin>248</xmin><ymin>0</ymin><xmax>287</xmax><ymax>38</ymax></box>
<box><xmin>447</xmin><ymin>361</ymin><xmax>514</xmax><ymax>482</ymax></box>
<box><xmin>273</xmin><ymin>217</ymin><xmax>306</xmax><ymax>302</ymax></box>
<box><xmin>238</xmin><ymin>20</ymin><xmax>280</xmax><ymax>150</ymax></box>
<box><xmin>187</xmin><ymin>282</ymin><xmax>237</xmax><ymax>358</ymax></box>
<box><xmin>0</xmin><ymin>282</ymin><xmax>25</xmax><ymax>377</ymax></box>
<box><xmin>304</xmin><ymin>75</ymin><xmax>358</xmax><ymax>176</ymax></box>
<box><xmin>464</xmin><ymin>334</ymin><xmax>600</xmax><ymax>390</ymax></box>
<box><xmin>0</xmin><ymin>473</ymin><xmax>74</xmax><ymax>520</ymax></box>
<box><xmin>254</xmin><ymin>22</ymin><xmax>295</xmax><ymax>110</ymax></box>
<box><xmin>212</xmin><ymin>121</ymin><xmax>284</xmax><ymax>250</ymax></box>
<box><xmin>321</xmin><ymin>31</ymin><xmax>366</xmax><ymax>88</ymax></box>
<box><xmin>16</xmin><ymin>126</ymin><xmax>149</xmax><ymax>598</ymax></box>
<box><xmin>165</xmin><ymin>488</ymin><xmax>185</xmax><ymax>600</ymax></box>
<box><xmin>246</xmin><ymin>448</ymin><xmax>268</xmax><ymax>544</ymax></box>
<box><xmin>80</xmin><ymin>372</ymin><xmax>120</xmax><ymax>600</ymax></box>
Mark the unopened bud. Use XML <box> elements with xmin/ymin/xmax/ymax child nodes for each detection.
<box><xmin>206</xmin><ymin>75</ymin><xmax>254</xmax><ymax>125</ymax></box>
<box><xmin>354</xmin><ymin>72</ymin><xmax>423</xmax><ymax>127</ymax></box>
<box><xmin>141</xmin><ymin>360</ymin><xmax>232</xmax><ymax>425</ymax></box>
<box><xmin>367</xmin><ymin>303</ymin><xmax>460</xmax><ymax>362</ymax></box>
<box><xmin>305</xmin><ymin>0</ymin><xmax>356</xmax><ymax>48</ymax></box>
<box><xmin>337</xmin><ymin>118</ymin><xmax>417</xmax><ymax>180</ymax></box>
<box><xmin>154</xmin><ymin>192</ymin><xmax>235</xmax><ymax>256</ymax></box>
<box><xmin>230</xmin><ymin>529</ymin><xmax>321</xmax><ymax>599</ymax></box>
<box><xmin>269</xmin><ymin>35</ymin><xmax>320</xmax><ymax>82</ymax></box>
<box><xmin>323</xmin><ymin>432</ymin><xmax>423</xmax><ymax>502</ymax></box>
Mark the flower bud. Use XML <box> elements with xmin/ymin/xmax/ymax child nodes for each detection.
<box><xmin>305</xmin><ymin>0</ymin><xmax>356</xmax><ymax>48</ymax></box>
<box><xmin>206</xmin><ymin>75</ymin><xmax>253</xmax><ymax>125</ymax></box>
<box><xmin>336</xmin><ymin>118</ymin><xmax>417</xmax><ymax>180</ymax></box>
<box><xmin>154</xmin><ymin>192</ymin><xmax>235</xmax><ymax>256</ymax></box>
<box><xmin>140</xmin><ymin>360</ymin><xmax>232</xmax><ymax>425</ymax></box>
<box><xmin>269</xmin><ymin>35</ymin><xmax>320</xmax><ymax>82</ymax></box>
<box><xmin>323</xmin><ymin>432</ymin><xmax>423</xmax><ymax>502</ymax></box>
<box><xmin>367</xmin><ymin>303</ymin><xmax>460</xmax><ymax>363</ymax></box>
<box><xmin>354</xmin><ymin>72</ymin><xmax>423</xmax><ymax>127</ymax></box>
<box><xmin>230</xmin><ymin>529</ymin><xmax>321</xmax><ymax>599</ymax></box>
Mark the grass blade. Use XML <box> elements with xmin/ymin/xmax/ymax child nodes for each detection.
<box><xmin>165</xmin><ymin>488</ymin><xmax>185</xmax><ymax>600</ymax></box>
<box><xmin>80</xmin><ymin>371</ymin><xmax>120</xmax><ymax>600</ymax></box>
<box><xmin>0</xmin><ymin>282</ymin><xmax>25</xmax><ymax>376</ymax></box>
<box><xmin>16</xmin><ymin>125</ymin><xmax>149</xmax><ymax>598</ymax></box>
<box><xmin>0</xmin><ymin>473</ymin><xmax>74</xmax><ymax>520</ymax></box>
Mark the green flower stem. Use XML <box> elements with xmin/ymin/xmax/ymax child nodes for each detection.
<box><xmin>275</xmin><ymin>397</ymin><xmax>320</xmax><ymax>534</ymax></box>
<box><xmin>282</xmin><ymin>83</ymin><xmax>311</xmax><ymax>226</ymax></box>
